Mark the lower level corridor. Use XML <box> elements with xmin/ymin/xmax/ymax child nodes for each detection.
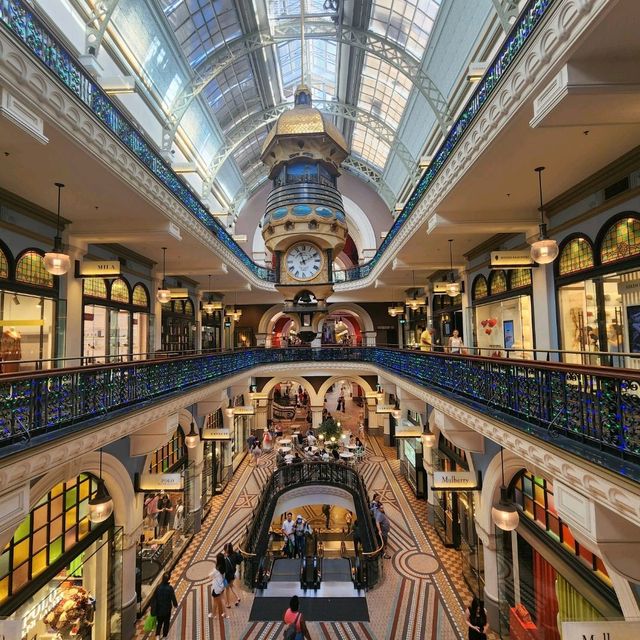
<box><xmin>135</xmin><ymin>432</ymin><xmax>474</xmax><ymax>640</ymax></box>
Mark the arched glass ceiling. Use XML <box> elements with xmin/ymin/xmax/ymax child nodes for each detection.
<box><xmin>112</xmin><ymin>0</ymin><xmax>490</xmax><ymax>211</ymax></box>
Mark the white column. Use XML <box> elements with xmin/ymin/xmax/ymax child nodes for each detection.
<box><xmin>363</xmin><ymin>330</ymin><xmax>377</xmax><ymax>346</ymax></box>
<box><xmin>151</xmin><ymin>268</ymin><xmax>163</xmax><ymax>352</ymax></box>
<box><xmin>311</xmin><ymin>406</ymin><xmax>324</xmax><ymax>429</ymax></box>
<box><xmin>62</xmin><ymin>241</ymin><xmax>87</xmax><ymax>365</ymax></box>
<box><xmin>195</xmin><ymin>291</ymin><xmax>203</xmax><ymax>352</ymax></box>
<box><xmin>460</xmin><ymin>270</ymin><xmax>473</xmax><ymax>349</ymax></box>
<box><xmin>531</xmin><ymin>262</ymin><xmax>559</xmax><ymax>359</ymax></box>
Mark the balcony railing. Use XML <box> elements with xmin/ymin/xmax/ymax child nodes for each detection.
<box><xmin>1</xmin><ymin>347</ymin><xmax>638</xmax><ymax>479</ymax></box>
<box><xmin>0</xmin><ymin>0</ymin><xmax>555</xmax><ymax>284</ymax></box>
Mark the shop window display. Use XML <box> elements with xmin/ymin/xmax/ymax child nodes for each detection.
<box><xmin>474</xmin><ymin>295</ymin><xmax>533</xmax><ymax>356</ymax></box>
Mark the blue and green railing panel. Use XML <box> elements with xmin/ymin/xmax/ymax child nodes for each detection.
<box><xmin>0</xmin><ymin>0</ymin><xmax>554</xmax><ymax>284</ymax></box>
<box><xmin>1</xmin><ymin>348</ymin><xmax>639</xmax><ymax>473</ymax></box>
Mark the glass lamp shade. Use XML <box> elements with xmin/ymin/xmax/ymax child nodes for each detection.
<box><xmin>491</xmin><ymin>487</ymin><xmax>519</xmax><ymax>531</ymax></box>
<box><xmin>330</xmin><ymin>436</ymin><xmax>336</xmax><ymax>442</ymax></box>
<box><xmin>185</xmin><ymin>422</ymin><xmax>199</xmax><ymax>449</ymax></box>
<box><xmin>88</xmin><ymin>479</ymin><xmax>114</xmax><ymax>523</ymax></box>
<box><xmin>446</xmin><ymin>280</ymin><xmax>461</xmax><ymax>297</ymax></box>
<box><xmin>318</xmin><ymin>434</ymin><xmax>325</xmax><ymax>440</ymax></box>
<box><xmin>212</xmin><ymin>301</ymin><xmax>224</xmax><ymax>310</ymax></box>
<box><xmin>44</xmin><ymin>251</ymin><xmax>71</xmax><ymax>276</ymax></box>
<box><xmin>157</xmin><ymin>288</ymin><xmax>172</xmax><ymax>304</ymax></box>
<box><xmin>392</xmin><ymin>409</ymin><xmax>402</xmax><ymax>420</ymax></box>
<box><xmin>530</xmin><ymin>238</ymin><xmax>559</xmax><ymax>264</ymax></box>
<box><xmin>203</xmin><ymin>301</ymin><xmax>215</xmax><ymax>314</ymax></box>
<box><xmin>421</xmin><ymin>432</ymin><xmax>436</xmax><ymax>448</ymax></box>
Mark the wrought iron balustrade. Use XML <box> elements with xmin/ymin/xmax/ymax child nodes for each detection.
<box><xmin>0</xmin><ymin>0</ymin><xmax>554</xmax><ymax>284</ymax></box>
<box><xmin>239</xmin><ymin>460</ymin><xmax>382</xmax><ymax>590</ymax></box>
<box><xmin>1</xmin><ymin>347</ymin><xmax>638</xmax><ymax>477</ymax></box>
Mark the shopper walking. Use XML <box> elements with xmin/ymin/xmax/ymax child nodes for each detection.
<box><xmin>282</xmin><ymin>595</ymin><xmax>312</xmax><ymax>640</ymax></box>
<box><xmin>150</xmin><ymin>572</ymin><xmax>177</xmax><ymax>640</ymax></box>
<box><xmin>465</xmin><ymin>597</ymin><xmax>488</xmax><ymax>640</ymax></box>
<box><xmin>294</xmin><ymin>515</ymin><xmax>307</xmax><ymax>558</ymax></box>
<box><xmin>223</xmin><ymin>542</ymin><xmax>242</xmax><ymax>608</ymax></box>
<box><xmin>375</xmin><ymin>503</ymin><xmax>391</xmax><ymax>559</ymax></box>
<box><xmin>322</xmin><ymin>504</ymin><xmax>331</xmax><ymax>530</ymax></box>
<box><xmin>209</xmin><ymin>553</ymin><xmax>227</xmax><ymax>619</ymax></box>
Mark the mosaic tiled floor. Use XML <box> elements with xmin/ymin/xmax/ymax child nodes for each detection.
<box><xmin>135</xmin><ymin>395</ymin><xmax>476</xmax><ymax>639</ymax></box>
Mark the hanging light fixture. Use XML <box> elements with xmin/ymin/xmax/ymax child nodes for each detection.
<box><xmin>405</xmin><ymin>271</ymin><xmax>426</xmax><ymax>309</ymax></box>
<box><xmin>156</xmin><ymin>247</ymin><xmax>172</xmax><ymax>304</ymax></box>
<box><xmin>88</xmin><ymin>449</ymin><xmax>114</xmax><ymax>524</ymax></box>
<box><xmin>202</xmin><ymin>275</ymin><xmax>215</xmax><ymax>314</ymax></box>
<box><xmin>184</xmin><ymin>420</ymin><xmax>199</xmax><ymax>449</ymax></box>
<box><xmin>421</xmin><ymin>430</ymin><xmax>436</xmax><ymax>448</ymax></box>
<box><xmin>388</xmin><ymin>303</ymin><xmax>404</xmax><ymax>317</ymax></box>
<box><xmin>530</xmin><ymin>166</ymin><xmax>559</xmax><ymax>265</ymax></box>
<box><xmin>491</xmin><ymin>447</ymin><xmax>519</xmax><ymax>531</ymax></box>
<box><xmin>44</xmin><ymin>183</ymin><xmax>71</xmax><ymax>276</ymax></box>
<box><xmin>446</xmin><ymin>239</ymin><xmax>461</xmax><ymax>297</ymax></box>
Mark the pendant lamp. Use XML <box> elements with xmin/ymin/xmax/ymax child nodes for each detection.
<box><xmin>157</xmin><ymin>247</ymin><xmax>172</xmax><ymax>304</ymax></box>
<box><xmin>203</xmin><ymin>275</ymin><xmax>215</xmax><ymax>314</ymax></box>
<box><xmin>88</xmin><ymin>449</ymin><xmax>114</xmax><ymax>524</ymax></box>
<box><xmin>446</xmin><ymin>239</ymin><xmax>461</xmax><ymax>297</ymax></box>
<box><xmin>44</xmin><ymin>183</ymin><xmax>71</xmax><ymax>276</ymax></box>
<box><xmin>421</xmin><ymin>429</ymin><xmax>436</xmax><ymax>448</ymax></box>
<box><xmin>530</xmin><ymin>167</ymin><xmax>559</xmax><ymax>264</ymax></box>
<box><xmin>491</xmin><ymin>447</ymin><xmax>519</xmax><ymax>531</ymax></box>
<box><xmin>185</xmin><ymin>420</ymin><xmax>199</xmax><ymax>449</ymax></box>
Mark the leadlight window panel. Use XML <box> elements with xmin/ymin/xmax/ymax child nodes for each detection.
<box><xmin>83</xmin><ymin>278</ymin><xmax>108</xmax><ymax>299</ymax></box>
<box><xmin>0</xmin><ymin>248</ymin><xmax>8</xmax><ymax>279</ymax></box>
<box><xmin>184</xmin><ymin>299</ymin><xmax>195</xmax><ymax>316</ymax></box>
<box><xmin>600</xmin><ymin>217</ymin><xmax>640</xmax><ymax>264</ymax></box>
<box><xmin>148</xmin><ymin>428</ymin><xmax>186</xmax><ymax>473</ymax></box>
<box><xmin>510</xmin><ymin>268</ymin><xmax>532</xmax><ymax>289</ymax></box>
<box><xmin>558</xmin><ymin>237</ymin><xmax>594</xmax><ymax>276</ymax></box>
<box><xmin>369</xmin><ymin>0</ymin><xmax>441</xmax><ymax>60</ymax></box>
<box><xmin>489</xmin><ymin>270</ymin><xmax>507</xmax><ymax>295</ymax></box>
<box><xmin>511</xmin><ymin>471</ymin><xmax>610</xmax><ymax>584</ymax></box>
<box><xmin>132</xmin><ymin>284</ymin><xmax>149</xmax><ymax>308</ymax></box>
<box><xmin>358</xmin><ymin>55</ymin><xmax>411</xmax><ymax>131</ymax></box>
<box><xmin>0</xmin><ymin>474</ymin><xmax>97</xmax><ymax>604</ymax></box>
<box><xmin>15</xmin><ymin>251</ymin><xmax>54</xmax><ymax>288</ymax></box>
<box><xmin>110</xmin><ymin>278</ymin><xmax>130</xmax><ymax>304</ymax></box>
<box><xmin>351</xmin><ymin>124</ymin><xmax>391</xmax><ymax>170</ymax></box>
<box><xmin>472</xmin><ymin>275</ymin><xmax>488</xmax><ymax>300</ymax></box>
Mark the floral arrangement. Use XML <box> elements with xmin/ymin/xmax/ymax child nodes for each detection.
<box><xmin>44</xmin><ymin>585</ymin><xmax>94</xmax><ymax>638</ymax></box>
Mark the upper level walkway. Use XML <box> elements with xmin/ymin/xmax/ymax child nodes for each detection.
<box><xmin>1</xmin><ymin>347</ymin><xmax>639</xmax><ymax>484</ymax></box>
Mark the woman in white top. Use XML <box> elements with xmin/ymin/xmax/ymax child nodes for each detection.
<box><xmin>209</xmin><ymin>553</ymin><xmax>227</xmax><ymax>619</ymax></box>
<box><xmin>448</xmin><ymin>329</ymin><xmax>464</xmax><ymax>354</ymax></box>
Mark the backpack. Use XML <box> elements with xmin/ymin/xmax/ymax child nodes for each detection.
<box><xmin>283</xmin><ymin>612</ymin><xmax>301</xmax><ymax>640</ymax></box>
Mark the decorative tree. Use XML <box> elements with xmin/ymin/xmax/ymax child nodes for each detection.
<box><xmin>318</xmin><ymin>417</ymin><xmax>342</xmax><ymax>446</ymax></box>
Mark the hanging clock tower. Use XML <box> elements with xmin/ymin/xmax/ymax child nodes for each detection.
<box><xmin>260</xmin><ymin>84</ymin><xmax>350</xmax><ymax>342</ymax></box>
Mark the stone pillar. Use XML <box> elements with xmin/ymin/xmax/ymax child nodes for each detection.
<box><xmin>195</xmin><ymin>291</ymin><xmax>203</xmax><ymax>352</ymax></box>
<box><xmin>62</xmin><ymin>242</ymin><xmax>87</xmax><ymax>365</ymax></box>
<box><xmin>151</xmin><ymin>268</ymin><xmax>163</xmax><ymax>353</ymax></box>
<box><xmin>475</xmin><ymin>524</ymin><xmax>500</xmax><ymax>630</ymax></box>
<box><xmin>311</xmin><ymin>405</ymin><xmax>324</xmax><ymax>429</ymax></box>
<box><xmin>531</xmin><ymin>262</ymin><xmax>558</xmax><ymax>359</ymax></box>
<box><xmin>255</xmin><ymin>398</ymin><xmax>268</xmax><ymax>431</ymax></box>
<box><xmin>363</xmin><ymin>330</ymin><xmax>377</xmax><ymax>346</ymax></box>
<box><xmin>365</xmin><ymin>398</ymin><xmax>378</xmax><ymax>434</ymax></box>
<box><xmin>460</xmin><ymin>270</ymin><xmax>473</xmax><ymax>351</ymax></box>
<box><xmin>255</xmin><ymin>333</ymin><xmax>268</xmax><ymax>347</ymax></box>
<box><xmin>381</xmin><ymin>413</ymin><xmax>391</xmax><ymax>446</ymax></box>
<box><xmin>187</xmin><ymin>437</ymin><xmax>203</xmax><ymax>533</ymax></box>
<box><xmin>121</xmin><ymin>523</ymin><xmax>143</xmax><ymax>639</ymax></box>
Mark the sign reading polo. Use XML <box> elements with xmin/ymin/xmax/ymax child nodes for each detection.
<box><xmin>432</xmin><ymin>471</ymin><xmax>478</xmax><ymax>490</ymax></box>
<box><xmin>138</xmin><ymin>472</ymin><xmax>183</xmax><ymax>491</ymax></box>
<box><xmin>561</xmin><ymin>620</ymin><xmax>640</xmax><ymax>640</ymax></box>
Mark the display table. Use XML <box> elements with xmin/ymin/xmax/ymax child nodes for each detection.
<box><xmin>140</xmin><ymin>531</ymin><xmax>174</xmax><ymax>582</ymax></box>
<box><xmin>340</xmin><ymin>452</ymin><xmax>354</xmax><ymax>460</ymax></box>
<box><xmin>278</xmin><ymin>439</ymin><xmax>291</xmax><ymax>446</ymax></box>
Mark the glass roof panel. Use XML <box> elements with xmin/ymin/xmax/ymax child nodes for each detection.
<box><xmin>181</xmin><ymin>102</ymin><xmax>222</xmax><ymax>165</ymax></box>
<box><xmin>233</xmin><ymin>129</ymin><xmax>268</xmax><ymax>173</ymax></box>
<box><xmin>369</xmin><ymin>0</ymin><xmax>441</xmax><ymax>60</ymax></box>
<box><xmin>351</xmin><ymin>124</ymin><xmax>391</xmax><ymax>170</ymax></box>
<box><xmin>160</xmin><ymin>0</ymin><xmax>243</xmax><ymax>69</ymax></box>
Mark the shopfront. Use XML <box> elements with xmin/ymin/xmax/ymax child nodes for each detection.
<box><xmin>556</xmin><ymin>215</ymin><xmax>640</xmax><ymax>367</ymax></box>
<box><xmin>497</xmin><ymin>470</ymin><xmax>622</xmax><ymax>639</ymax></box>
<box><xmin>471</xmin><ymin>268</ymin><xmax>534</xmax><ymax>357</ymax></box>
<box><xmin>201</xmin><ymin>408</ymin><xmax>230</xmax><ymax>512</ymax></box>
<box><xmin>432</xmin><ymin>292</ymin><xmax>463</xmax><ymax>349</ymax></box>
<box><xmin>161</xmin><ymin>298</ymin><xmax>195</xmax><ymax>353</ymax></box>
<box><xmin>0</xmin><ymin>473</ymin><xmax>122</xmax><ymax>640</ymax></box>
<box><xmin>231</xmin><ymin>394</ymin><xmax>251</xmax><ymax>469</ymax></box>
<box><xmin>396</xmin><ymin>410</ymin><xmax>426</xmax><ymax>498</ymax></box>
<box><xmin>82</xmin><ymin>277</ymin><xmax>149</xmax><ymax>361</ymax></box>
<box><xmin>137</xmin><ymin>428</ymin><xmax>192</xmax><ymax>605</ymax></box>
<box><xmin>0</xmin><ymin>245</ymin><xmax>59</xmax><ymax>371</ymax></box>
<box><xmin>201</xmin><ymin>308</ymin><xmax>222</xmax><ymax>351</ymax></box>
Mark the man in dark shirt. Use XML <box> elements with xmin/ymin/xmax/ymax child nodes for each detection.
<box><xmin>151</xmin><ymin>572</ymin><xmax>178</xmax><ymax>639</ymax></box>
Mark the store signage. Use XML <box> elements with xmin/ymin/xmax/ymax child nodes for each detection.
<box><xmin>76</xmin><ymin>259</ymin><xmax>121</xmax><ymax>277</ymax></box>
<box><xmin>138</xmin><ymin>472</ymin><xmax>183</xmax><ymax>491</ymax></box>
<box><xmin>561</xmin><ymin>620</ymin><xmax>640</xmax><ymax>640</ymax></box>
<box><xmin>395</xmin><ymin>420</ymin><xmax>424</xmax><ymax>438</ymax></box>
<box><xmin>490</xmin><ymin>250</ymin><xmax>534</xmax><ymax>268</ymax></box>
<box><xmin>432</xmin><ymin>471</ymin><xmax>478</xmax><ymax>490</ymax></box>
<box><xmin>376</xmin><ymin>404</ymin><xmax>396</xmax><ymax>414</ymax></box>
<box><xmin>233</xmin><ymin>405</ymin><xmax>255</xmax><ymax>415</ymax></box>
<box><xmin>617</xmin><ymin>279</ymin><xmax>640</xmax><ymax>295</ymax></box>
<box><xmin>201</xmin><ymin>428</ymin><xmax>232</xmax><ymax>440</ymax></box>
<box><xmin>170</xmin><ymin>288</ymin><xmax>189</xmax><ymax>299</ymax></box>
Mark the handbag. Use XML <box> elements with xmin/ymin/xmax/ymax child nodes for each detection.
<box><xmin>283</xmin><ymin>612</ymin><xmax>301</xmax><ymax>640</ymax></box>
<box><xmin>143</xmin><ymin>614</ymin><xmax>156</xmax><ymax>632</ymax></box>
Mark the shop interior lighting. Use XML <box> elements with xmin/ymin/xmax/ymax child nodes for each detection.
<box><xmin>530</xmin><ymin>166</ymin><xmax>559</xmax><ymax>265</ymax></box>
<box><xmin>88</xmin><ymin>449</ymin><xmax>114</xmax><ymax>524</ymax></box>
<box><xmin>156</xmin><ymin>247</ymin><xmax>172</xmax><ymax>304</ymax></box>
<box><xmin>44</xmin><ymin>183</ymin><xmax>71</xmax><ymax>276</ymax></box>
<box><xmin>446</xmin><ymin>239</ymin><xmax>461</xmax><ymax>297</ymax></box>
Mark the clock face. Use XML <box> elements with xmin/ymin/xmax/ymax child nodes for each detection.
<box><xmin>285</xmin><ymin>242</ymin><xmax>323</xmax><ymax>280</ymax></box>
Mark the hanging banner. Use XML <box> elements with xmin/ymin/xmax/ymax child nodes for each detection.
<box><xmin>490</xmin><ymin>250</ymin><xmax>534</xmax><ymax>268</ymax></box>
<box><xmin>137</xmin><ymin>472</ymin><xmax>183</xmax><ymax>491</ymax></box>
<box><xmin>76</xmin><ymin>259</ymin><xmax>121</xmax><ymax>277</ymax></box>
<box><xmin>561</xmin><ymin>620</ymin><xmax>640</xmax><ymax>640</ymax></box>
<box><xmin>432</xmin><ymin>471</ymin><xmax>478</xmax><ymax>490</ymax></box>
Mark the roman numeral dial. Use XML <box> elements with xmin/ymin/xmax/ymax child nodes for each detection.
<box><xmin>285</xmin><ymin>242</ymin><xmax>323</xmax><ymax>281</ymax></box>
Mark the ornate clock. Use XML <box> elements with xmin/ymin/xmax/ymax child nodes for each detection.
<box><xmin>285</xmin><ymin>242</ymin><xmax>323</xmax><ymax>281</ymax></box>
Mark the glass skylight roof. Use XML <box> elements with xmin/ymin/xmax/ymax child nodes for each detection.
<box><xmin>351</xmin><ymin>124</ymin><xmax>391</xmax><ymax>170</ymax></box>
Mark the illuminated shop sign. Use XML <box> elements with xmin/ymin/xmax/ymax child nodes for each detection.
<box><xmin>76</xmin><ymin>260</ymin><xmax>121</xmax><ymax>277</ymax></box>
<box><xmin>432</xmin><ymin>471</ymin><xmax>478</xmax><ymax>491</ymax></box>
<box><xmin>201</xmin><ymin>428</ymin><xmax>232</xmax><ymax>441</ymax></box>
<box><xmin>137</xmin><ymin>472</ymin><xmax>183</xmax><ymax>491</ymax></box>
<box><xmin>490</xmin><ymin>250</ymin><xmax>534</xmax><ymax>268</ymax></box>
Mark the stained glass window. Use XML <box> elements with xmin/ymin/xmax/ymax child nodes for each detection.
<box><xmin>510</xmin><ymin>268</ymin><xmax>532</xmax><ymax>289</ymax></box>
<box><xmin>472</xmin><ymin>275</ymin><xmax>488</xmax><ymax>300</ymax></box>
<box><xmin>0</xmin><ymin>474</ymin><xmax>97</xmax><ymax>604</ymax></box>
<box><xmin>110</xmin><ymin>278</ymin><xmax>130</xmax><ymax>304</ymax></box>
<box><xmin>558</xmin><ymin>236</ymin><xmax>594</xmax><ymax>276</ymax></box>
<box><xmin>184</xmin><ymin>299</ymin><xmax>194</xmax><ymax>316</ymax></box>
<box><xmin>600</xmin><ymin>217</ymin><xmax>640</xmax><ymax>264</ymax></box>
<box><xmin>83</xmin><ymin>278</ymin><xmax>108</xmax><ymax>299</ymax></box>
<box><xmin>0</xmin><ymin>248</ymin><xmax>8</xmax><ymax>279</ymax></box>
<box><xmin>15</xmin><ymin>251</ymin><xmax>54</xmax><ymax>288</ymax></box>
<box><xmin>511</xmin><ymin>470</ymin><xmax>610</xmax><ymax>585</ymax></box>
<box><xmin>132</xmin><ymin>284</ymin><xmax>149</xmax><ymax>308</ymax></box>
<box><xmin>489</xmin><ymin>270</ymin><xmax>507</xmax><ymax>295</ymax></box>
<box><xmin>148</xmin><ymin>428</ymin><xmax>186</xmax><ymax>474</ymax></box>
